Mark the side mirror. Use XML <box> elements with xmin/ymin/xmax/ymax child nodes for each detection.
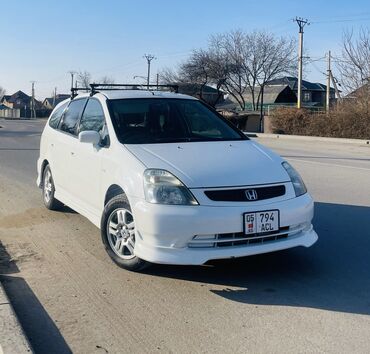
<box><xmin>78</xmin><ymin>130</ymin><xmax>101</xmax><ymax>145</ymax></box>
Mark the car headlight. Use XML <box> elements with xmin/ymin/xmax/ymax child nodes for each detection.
<box><xmin>282</xmin><ymin>161</ymin><xmax>307</xmax><ymax>197</ymax></box>
<box><xmin>143</xmin><ymin>169</ymin><xmax>198</xmax><ymax>205</ymax></box>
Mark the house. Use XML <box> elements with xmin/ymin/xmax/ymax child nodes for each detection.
<box><xmin>242</xmin><ymin>85</ymin><xmax>297</xmax><ymax>110</ymax></box>
<box><xmin>176</xmin><ymin>83</ymin><xmax>224</xmax><ymax>106</ymax></box>
<box><xmin>264</xmin><ymin>77</ymin><xmax>335</xmax><ymax>107</ymax></box>
<box><xmin>1</xmin><ymin>90</ymin><xmax>41</xmax><ymax>109</ymax></box>
<box><xmin>42</xmin><ymin>94</ymin><xmax>70</xmax><ymax>110</ymax></box>
<box><xmin>345</xmin><ymin>82</ymin><xmax>369</xmax><ymax>99</ymax></box>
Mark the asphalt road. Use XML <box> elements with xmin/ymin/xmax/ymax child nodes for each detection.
<box><xmin>0</xmin><ymin>119</ymin><xmax>370</xmax><ymax>354</ymax></box>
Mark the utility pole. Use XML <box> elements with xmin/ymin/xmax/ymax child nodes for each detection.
<box><xmin>326</xmin><ymin>50</ymin><xmax>331</xmax><ymax>113</ymax></box>
<box><xmin>330</xmin><ymin>72</ymin><xmax>341</xmax><ymax>101</ymax></box>
<box><xmin>156</xmin><ymin>73</ymin><xmax>159</xmax><ymax>89</ymax></box>
<box><xmin>53</xmin><ymin>87</ymin><xmax>57</xmax><ymax>107</ymax></box>
<box><xmin>68</xmin><ymin>71</ymin><xmax>77</xmax><ymax>91</ymax></box>
<box><xmin>294</xmin><ymin>17</ymin><xmax>309</xmax><ymax>109</ymax></box>
<box><xmin>143</xmin><ymin>54</ymin><xmax>156</xmax><ymax>89</ymax></box>
<box><xmin>30</xmin><ymin>81</ymin><xmax>36</xmax><ymax>119</ymax></box>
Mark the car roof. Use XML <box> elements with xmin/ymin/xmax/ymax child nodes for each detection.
<box><xmin>74</xmin><ymin>90</ymin><xmax>197</xmax><ymax>101</ymax></box>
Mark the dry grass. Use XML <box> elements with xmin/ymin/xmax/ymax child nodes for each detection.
<box><xmin>270</xmin><ymin>96</ymin><xmax>370</xmax><ymax>139</ymax></box>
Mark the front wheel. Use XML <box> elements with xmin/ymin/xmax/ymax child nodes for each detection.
<box><xmin>101</xmin><ymin>194</ymin><xmax>149</xmax><ymax>271</ymax></box>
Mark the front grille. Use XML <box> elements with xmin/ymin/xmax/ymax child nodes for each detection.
<box><xmin>188</xmin><ymin>224</ymin><xmax>307</xmax><ymax>248</ymax></box>
<box><xmin>204</xmin><ymin>185</ymin><xmax>286</xmax><ymax>202</ymax></box>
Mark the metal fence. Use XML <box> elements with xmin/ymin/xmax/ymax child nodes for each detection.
<box><xmin>266</xmin><ymin>104</ymin><xmax>326</xmax><ymax>115</ymax></box>
<box><xmin>0</xmin><ymin>108</ymin><xmax>51</xmax><ymax>119</ymax></box>
<box><xmin>0</xmin><ymin>108</ymin><xmax>21</xmax><ymax>118</ymax></box>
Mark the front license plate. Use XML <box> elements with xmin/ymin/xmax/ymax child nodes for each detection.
<box><xmin>244</xmin><ymin>210</ymin><xmax>279</xmax><ymax>235</ymax></box>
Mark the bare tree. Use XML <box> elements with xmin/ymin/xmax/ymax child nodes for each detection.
<box><xmin>209</xmin><ymin>30</ymin><xmax>297</xmax><ymax>110</ymax></box>
<box><xmin>208</xmin><ymin>31</ymin><xmax>248</xmax><ymax>110</ymax></box>
<box><xmin>76</xmin><ymin>71</ymin><xmax>115</xmax><ymax>90</ymax></box>
<box><xmin>77</xmin><ymin>70</ymin><xmax>92</xmax><ymax>89</ymax></box>
<box><xmin>159</xmin><ymin>67</ymin><xmax>182</xmax><ymax>84</ymax></box>
<box><xmin>98</xmin><ymin>75</ymin><xmax>115</xmax><ymax>88</ymax></box>
<box><xmin>338</xmin><ymin>28</ymin><xmax>370</xmax><ymax>93</ymax></box>
<box><xmin>165</xmin><ymin>30</ymin><xmax>297</xmax><ymax>110</ymax></box>
<box><xmin>179</xmin><ymin>49</ymin><xmax>214</xmax><ymax>101</ymax></box>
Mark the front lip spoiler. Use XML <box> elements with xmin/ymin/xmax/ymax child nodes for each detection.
<box><xmin>134</xmin><ymin>227</ymin><xmax>318</xmax><ymax>265</ymax></box>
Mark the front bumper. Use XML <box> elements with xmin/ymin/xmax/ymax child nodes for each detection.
<box><xmin>132</xmin><ymin>193</ymin><xmax>318</xmax><ymax>265</ymax></box>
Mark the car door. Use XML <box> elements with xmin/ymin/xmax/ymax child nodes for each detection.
<box><xmin>45</xmin><ymin>101</ymin><xmax>68</xmax><ymax>187</ymax></box>
<box><xmin>53</xmin><ymin>98</ymin><xmax>88</xmax><ymax>199</ymax></box>
<box><xmin>69</xmin><ymin>98</ymin><xmax>110</xmax><ymax>217</ymax></box>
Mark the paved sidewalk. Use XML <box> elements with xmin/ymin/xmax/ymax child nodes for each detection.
<box><xmin>247</xmin><ymin>132</ymin><xmax>370</xmax><ymax>145</ymax></box>
<box><xmin>0</xmin><ymin>283</ymin><xmax>32</xmax><ymax>354</ymax></box>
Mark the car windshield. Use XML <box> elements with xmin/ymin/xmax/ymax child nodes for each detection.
<box><xmin>108</xmin><ymin>98</ymin><xmax>247</xmax><ymax>144</ymax></box>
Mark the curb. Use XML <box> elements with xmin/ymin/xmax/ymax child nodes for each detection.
<box><xmin>0</xmin><ymin>282</ymin><xmax>33</xmax><ymax>353</ymax></box>
<box><xmin>246</xmin><ymin>132</ymin><xmax>370</xmax><ymax>146</ymax></box>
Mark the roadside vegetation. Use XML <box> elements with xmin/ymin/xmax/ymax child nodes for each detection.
<box><xmin>271</xmin><ymin>28</ymin><xmax>370</xmax><ymax>139</ymax></box>
<box><xmin>270</xmin><ymin>94</ymin><xmax>370</xmax><ymax>139</ymax></box>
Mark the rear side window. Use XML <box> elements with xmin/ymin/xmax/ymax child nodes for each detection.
<box><xmin>60</xmin><ymin>98</ymin><xmax>87</xmax><ymax>135</ymax></box>
<box><xmin>49</xmin><ymin>102</ymin><xmax>68</xmax><ymax>129</ymax></box>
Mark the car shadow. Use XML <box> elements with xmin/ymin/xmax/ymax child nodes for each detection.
<box><xmin>145</xmin><ymin>202</ymin><xmax>370</xmax><ymax>316</ymax></box>
<box><xmin>0</xmin><ymin>241</ymin><xmax>72</xmax><ymax>354</ymax></box>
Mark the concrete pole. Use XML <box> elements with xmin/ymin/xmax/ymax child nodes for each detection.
<box><xmin>147</xmin><ymin>60</ymin><xmax>151</xmax><ymax>89</ymax></box>
<box><xmin>143</xmin><ymin>54</ymin><xmax>156</xmax><ymax>90</ymax></box>
<box><xmin>297</xmin><ymin>31</ymin><xmax>303</xmax><ymax>109</ymax></box>
<box><xmin>294</xmin><ymin>18</ymin><xmax>309</xmax><ymax>109</ymax></box>
<box><xmin>30</xmin><ymin>81</ymin><xmax>36</xmax><ymax>119</ymax></box>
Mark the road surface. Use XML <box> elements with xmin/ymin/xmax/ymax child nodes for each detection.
<box><xmin>0</xmin><ymin>119</ymin><xmax>370</xmax><ymax>353</ymax></box>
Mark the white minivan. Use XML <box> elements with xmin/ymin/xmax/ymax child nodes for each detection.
<box><xmin>37</xmin><ymin>85</ymin><xmax>318</xmax><ymax>271</ymax></box>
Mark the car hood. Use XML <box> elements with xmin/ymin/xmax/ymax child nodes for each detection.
<box><xmin>125</xmin><ymin>140</ymin><xmax>290</xmax><ymax>188</ymax></box>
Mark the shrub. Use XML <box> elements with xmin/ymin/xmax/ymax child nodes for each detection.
<box><xmin>270</xmin><ymin>97</ymin><xmax>370</xmax><ymax>139</ymax></box>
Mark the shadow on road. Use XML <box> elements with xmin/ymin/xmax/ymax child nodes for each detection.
<box><xmin>0</xmin><ymin>241</ymin><xmax>72</xmax><ymax>354</ymax></box>
<box><xmin>147</xmin><ymin>202</ymin><xmax>370</xmax><ymax>316</ymax></box>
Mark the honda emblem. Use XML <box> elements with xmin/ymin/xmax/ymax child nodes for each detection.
<box><xmin>245</xmin><ymin>189</ymin><xmax>258</xmax><ymax>201</ymax></box>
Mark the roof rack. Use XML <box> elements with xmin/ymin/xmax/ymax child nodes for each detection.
<box><xmin>71</xmin><ymin>87</ymin><xmax>90</xmax><ymax>99</ymax></box>
<box><xmin>90</xmin><ymin>83</ymin><xmax>179</xmax><ymax>94</ymax></box>
<box><xmin>70</xmin><ymin>83</ymin><xmax>179</xmax><ymax>99</ymax></box>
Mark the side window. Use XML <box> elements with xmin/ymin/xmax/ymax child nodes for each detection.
<box><xmin>49</xmin><ymin>102</ymin><xmax>68</xmax><ymax>129</ymax></box>
<box><xmin>79</xmin><ymin>99</ymin><xmax>105</xmax><ymax>133</ymax></box>
<box><xmin>79</xmin><ymin>99</ymin><xmax>109</xmax><ymax>144</ymax></box>
<box><xmin>60</xmin><ymin>98</ymin><xmax>87</xmax><ymax>135</ymax></box>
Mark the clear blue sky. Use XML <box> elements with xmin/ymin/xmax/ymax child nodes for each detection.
<box><xmin>1</xmin><ymin>0</ymin><xmax>369</xmax><ymax>99</ymax></box>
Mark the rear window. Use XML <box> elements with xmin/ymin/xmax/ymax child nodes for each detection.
<box><xmin>108</xmin><ymin>98</ymin><xmax>246</xmax><ymax>144</ymax></box>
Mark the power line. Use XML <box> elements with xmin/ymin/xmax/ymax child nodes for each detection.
<box><xmin>309</xmin><ymin>61</ymin><xmax>326</xmax><ymax>76</ymax></box>
<box><xmin>311</xmin><ymin>17</ymin><xmax>370</xmax><ymax>24</ymax></box>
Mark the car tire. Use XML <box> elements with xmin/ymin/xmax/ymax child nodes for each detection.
<box><xmin>42</xmin><ymin>165</ymin><xmax>63</xmax><ymax>210</ymax></box>
<box><xmin>101</xmin><ymin>194</ymin><xmax>149</xmax><ymax>271</ymax></box>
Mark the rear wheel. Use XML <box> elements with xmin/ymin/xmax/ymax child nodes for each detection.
<box><xmin>101</xmin><ymin>194</ymin><xmax>149</xmax><ymax>271</ymax></box>
<box><xmin>42</xmin><ymin>165</ymin><xmax>63</xmax><ymax>210</ymax></box>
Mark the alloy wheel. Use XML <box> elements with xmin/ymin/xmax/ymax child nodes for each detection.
<box><xmin>106</xmin><ymin>208</ymin><xmax>136</xmax><ymax>260</ymax></box>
